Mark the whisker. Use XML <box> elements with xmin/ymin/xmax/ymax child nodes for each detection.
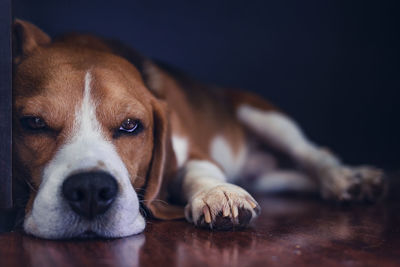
<box><xmin>24</xmin><ymin>179</ymin><xmax>37</xmax><ymax>193</ymax></box>
<box><xmin>140</xmin><ymin>198</ymin><xmax>169</xmax><ymax>205</ymax></box>
<box><xmin>139</xmin><ymin>206</ymin><xmax>148</xmax><ymax>218</ymax></box>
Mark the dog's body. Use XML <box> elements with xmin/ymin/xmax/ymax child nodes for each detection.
<box><xmin>12</xmin><ymin>20</ymin><xmax>385</xmax><ymax>239</ymax></box>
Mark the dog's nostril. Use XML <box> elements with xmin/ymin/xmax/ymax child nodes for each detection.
<box><xmin>62</xmin><ymin>171</ymin><xmax>118</xmax><ymax>219</ymax></box>
<box><xmin>99</xmin><ymin>188</ymin><xmax>114</xmax><ymax>201</ymax></box>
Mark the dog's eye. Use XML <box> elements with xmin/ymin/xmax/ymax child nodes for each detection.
<box><xmin>119</xmin><ymin>119</ymin><xmax>141</xmax><ymax>134</ymax></box>
<box><xmin>20</xmin><ymin>116</ymin><xmax>47</xmax><ymax>131</ymax></box>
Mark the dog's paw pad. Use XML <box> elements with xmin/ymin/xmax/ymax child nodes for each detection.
<box><xmin>185</xmin><ymin>184</ymin><xmax>260</xmax><ymax>230</ymax></box>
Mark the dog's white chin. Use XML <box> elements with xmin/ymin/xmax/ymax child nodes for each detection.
<box><xmin>103</xmin><ymin>215</ymin><xmax>146</xmax><ymax>239</ymax></box>
<box><xmin>23</xmin><ymin>212</ymin><xmax>146</xmax><ymax>240</ymax></box>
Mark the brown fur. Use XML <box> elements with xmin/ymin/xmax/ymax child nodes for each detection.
<box><xmin>12</xmin><ymin>19</ymin><xmax>274</xmax><ymax>220</ymax></box>
<box><xmin>13</xmin><ymin>20</ymin><xmax>387</xmax><ymax>235</ymax></box>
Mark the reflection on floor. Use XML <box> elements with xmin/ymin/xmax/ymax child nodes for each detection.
<box><xmin>1</xmin><ymin>192</ymin><xmax>400</xmax><ymax>266</ymax></box>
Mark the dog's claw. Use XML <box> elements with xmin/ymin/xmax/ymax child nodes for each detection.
<box><xmin>231</xmin><ymin>205</ymin><xmax>239</xmax><ymax>218</ymax></box>
<box><xmin>203</xmin><ymin>206</ymin><xmax>212</xmax><ymax>224</ymax></box>
<box><xmin>222</xmin><ymin>204</ymin><xmax>230</xmax><ymax>217</ymax></box>
<box><xmin>246</xmin><ymin>198</ymin><xmax>258</xmax><ymax>209</ymax></box>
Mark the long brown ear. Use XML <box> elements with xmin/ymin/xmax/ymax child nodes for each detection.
<box><xmin>13</xmin><ymin>19</ymin><xmax>51</xmax><ymax>63</ymax></box>
<box><xmin>143</xmin><ymin>99</ymin><xmax>184</xmax><ymax>219</ymax></box>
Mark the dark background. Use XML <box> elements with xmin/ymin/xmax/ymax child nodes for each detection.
<box><xmin>13</xmin><ymin>0</ymin><xmax>400</xmax><ymax>170</ymax></box>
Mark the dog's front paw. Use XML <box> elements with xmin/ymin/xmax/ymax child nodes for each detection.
<box><xmin>320</xmin><ymin>165</ymin><xmax>386</xmax><ymax>202</ymax></box>
<box><xmin>185</xmin><ymin>184</ymin><xmax>260</xmax><ymax>230</ymax></box>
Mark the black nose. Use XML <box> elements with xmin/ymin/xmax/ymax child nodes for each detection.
<box><xmin>62</xmin><ymin>171</ymin><xmax>118</xmax><ymax>219</ymax></box>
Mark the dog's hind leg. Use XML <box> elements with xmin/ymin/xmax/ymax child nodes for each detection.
<box><xmin>232</xmin><ymin>92</ymin><xmax>385</xmax><ymax>202</ymax></box>
<box><xmin>248</xmin><ymin>170</ymin><xmax>318</xmax><ymax>194</ymax></box>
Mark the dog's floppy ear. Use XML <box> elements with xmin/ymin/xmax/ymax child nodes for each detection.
<box><xmin>12</xmin><ymin>19</ymin><xmax>51</xmax><ymax>63</ymax></box>
<box><xmin>142</xmin><ymin>99</ymin><xmax>184</xmax><ymax>219</ymax></box>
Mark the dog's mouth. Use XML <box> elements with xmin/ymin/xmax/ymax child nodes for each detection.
<box><xmin>76</xmin><ymin>230</ymin><xmax>103</xmax><ymax>239</ymax></box>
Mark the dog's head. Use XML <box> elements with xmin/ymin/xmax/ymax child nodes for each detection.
<box><xmin>12</xmin><ymin>20</ymin><xmax>181</xmax><ymax>239</ymax></box>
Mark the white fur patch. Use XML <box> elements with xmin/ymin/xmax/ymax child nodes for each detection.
<box><xmin>210</xmin><ymin>135</ymin><xmax>246</xmax><ymax>181</ymax></box>
<box><xmin>172</xmin><ymin>135</ymin><xmax>188</xmax><ymax>168</ymax></box>
<box><xmin>252</xmin><ymin>171</ymin><xmax>317</xmax><ymax>193</ymax></box>
<box><xmin>24</xmin><ymin>71</ymin><xmax>145</xmax><ymax>239</ymax></box>
<box><xmin>182</xmin><ymin>160</ymin><xmax>227</xmax><ymax>201</ymax></box>
<box><xmin>237</xmin><ymin>105</ymin><xmax>309</xmax><ymax>154</ymax></box>
<box><xmin>185</xmin><ymin>160</ymin><xmax>226</xmax><ymax>182</ymax></box>
<box><xmin>237</xmin><ymin>105</ymin><xmax>340</xmax><ymax>167</ymax></box>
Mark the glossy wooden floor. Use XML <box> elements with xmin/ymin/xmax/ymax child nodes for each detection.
<box><xmin>1</xmin><ymin>192</ymin><xmax>400</xmax><ymax>267</ymax></box>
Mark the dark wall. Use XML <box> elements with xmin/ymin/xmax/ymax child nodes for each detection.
<box><xmin>13</xmin><ymin>0</ymin><xmax>400</xmax><ymax>169</ymax></box>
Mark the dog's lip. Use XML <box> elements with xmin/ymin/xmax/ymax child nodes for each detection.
<box><xmin>76</xmin><ymin>230</ymin><xmax>101</xmax><ymax>239</ymax></box>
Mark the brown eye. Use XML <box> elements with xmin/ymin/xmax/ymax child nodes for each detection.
<box><xmin>119</xmin><ymin>118</ymin><xmax>140</xmax><ymax>133</ymax></box>
<box><xmin>20</xmin><ymin>116</ymin><xmax>47</xmax><ymax>131</ymax></box>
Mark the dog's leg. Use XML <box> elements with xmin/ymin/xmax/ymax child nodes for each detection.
<box><xmin>182</xmin><ymin>159</ymin><xmax>260</xmax><ymax>230</ymax></box>
<box><xmin>237</xmin><ymin>104</ymin><xmax>386</xmax><ymax>202</ymax></box>
<box><xmin>249</xmin><ymin>170</ymin><xmax>318</xmax><ymax>193</ymax></box>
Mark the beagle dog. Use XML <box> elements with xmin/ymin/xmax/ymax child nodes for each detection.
<box><xmin>12</xmin><ymin>19</ymin><xmax>385</xmax><ymax>239</ymax></box>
